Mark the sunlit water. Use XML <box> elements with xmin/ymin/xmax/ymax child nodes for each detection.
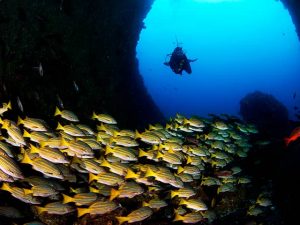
<box><xmin>137</xmin><ymin>0</ymin><xmax>300</xmax><ymax>119</ymax></box>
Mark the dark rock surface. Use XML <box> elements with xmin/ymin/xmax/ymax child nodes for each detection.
<box><xmin>240</xmin><ymin>91</ymin><xmax>289</xmax><ymax>137</ymax></box>
<box><xmin>0</xmin><ymin>0</ymin><xmax>163</xmax><ymax>129</ymax></box>
<box><xmin>281</xmin><ymin>0</ymin><xmax>300</xmax><ymax>41</ymax></box>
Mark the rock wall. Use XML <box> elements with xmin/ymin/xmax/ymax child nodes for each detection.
<box><xmin>0</xmin><ymin>0</ymin><xmax>163</xmax><ymax>129</ymax></box>
<box><xmin>281</xmin><ymin>0</ymin><xmax>300</xmax><ymax>41</ymax></box>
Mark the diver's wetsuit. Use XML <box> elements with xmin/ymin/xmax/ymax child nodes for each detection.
<box><xmin>164</xmin><ymin>47</ymin><xmax>196</xmax><ymax>75</ymax></box>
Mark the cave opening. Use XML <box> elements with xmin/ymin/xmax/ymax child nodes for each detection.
<box><xmin>137</xmin><ymin>0</ymin><xmax>300</xmax><ymax>119</ymax></box>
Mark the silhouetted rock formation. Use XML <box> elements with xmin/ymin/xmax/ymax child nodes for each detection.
<box><xmin>0</xmin><ymin>0</ymin><xmax>162</xmax><ymax>129</ymax></box>
<box><xmin>240</xmin><ymin>91</ymin><xmax>289</xmax><ymax>137</ymax></box>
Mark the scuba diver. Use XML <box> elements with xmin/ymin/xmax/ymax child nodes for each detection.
<box><xmin>164</xmin><ymin>47</ymin><xmax>197</xmax><ymax>75</ymax></box>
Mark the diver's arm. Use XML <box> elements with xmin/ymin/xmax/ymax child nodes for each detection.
<box><xmin>188</xmin><ymin>58</ymin><xmax>198</xmax><ymax>62</ymax></box>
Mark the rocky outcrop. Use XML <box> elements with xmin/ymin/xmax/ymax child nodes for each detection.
<box><xmin>281</xmin><ymin>0</ymin><xmax>300</xmax><ymax>41</ymax></box>
<box><xmin>0</xmin><ymin>0</ymin><xmax>163</xmax><ymax>129</ymax></box>
<box><xmin>240</xmin><ymin>91</ymin><xmax>289</xmax><ymax>137</ymax></box>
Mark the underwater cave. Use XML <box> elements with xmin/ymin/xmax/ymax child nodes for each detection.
<box><xmin>137</xmin><ymin>0</ymin><xmax>300</xmax><ymax>120</ymax></box>
<box><xmin>1</xmin><ymin>0</ymin><xmax>300</xmax><ymax>224</ymax></box>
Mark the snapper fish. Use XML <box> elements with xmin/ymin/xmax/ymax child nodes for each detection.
<box><xmin>0</xmin><ymin>101</ymin><xmax>12</xmax><ymax>115</ymax></box>
<box><xmin>54</xmin><ymin>107</ymin><xmax>79</xmax><ymax>122</ymax></box>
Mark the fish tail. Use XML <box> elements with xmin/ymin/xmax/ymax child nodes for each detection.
<box><xmin>89</xmin><ymin>173</ymin><xmax>98</xmax><ymax>183</ymax></box>
<box><xmin>54</xmin><ymin>107</ymin><xmax>61</xmax><ymax>116</ymax></box>
<box><xmin>7</xmin><ymin>101</ymin><xmax>12</xmax><ymax>110</ymax></box>
<box><xmin>138</xmin><ymin>149</ymin><xmax>147</xmax><ymax>158</ymax></box>
<box><xmin>145</xmin><ymin>168</ymin><xmax>156</xmax><ymax>178</ymax></box>
<box><xmin>23</xmin><ymin>130</ymin><xmax>31</xmax><ymax>138</ymax></box>
<box><xmin>109</xmin><ymin>188</ymin><xmax>120</xmax><ymax>201</ymax></box>
<box><xmin>17</xmin><ymin>116</ymin><xmax>23</xmax><ymax>126</ymax></box>
<box><xmin>135</xmin><ymin>130</ymin><xmax>141</xmax><ymax>139</ymax></box>
<box><xmin>173</xmin><ymin>213</ymin><xmax>183</xmax><ymax>222</ymax></box>
<box><xmin>91</xmin><ymin>111</ymin><xmax>97</xmax><ymax>120</ymax></box>
<box><xmin>24</xmin><ymin>188</ymin><xmax>33</xmax><ymax>195</ymax></box>
<box><xmin>35</xmin><ymin>206</ymin><xmax>46</xmax><ymax>215</ymax></box>
<box><xmin>56</xmin><ymin>122</ymin><xmax>64</xmax><ymax>131</ymax></box>
<box><xmin>170</xmin><ymin>190</ymin><xmax>177</xmax><ymax>199</ymax></box>
<box><xmin>125</xmin><ymin>169</ymin><xmax>139</xmax><ymax>179</ymax></box>
<box><xmin>116</xmin><ymin>216</ymin><xmax>128</xmax><ymax>225</ymax></box>
<box><xmin>21</xmin><ymin>152</ymin><xmax>32</xmax><ymax>164</ymax></box>
<box><xmin>77</xmin><ymin>208</ymin><xmax>88</xmax><ymax>217</ymax></box>
<box><xmin>62</xmin><ymin>194</ymin><xmax>73</xmax><ymax>204</ymax></box>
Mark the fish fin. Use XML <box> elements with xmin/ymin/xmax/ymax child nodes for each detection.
<box><xmin>61</xmin><ymin>137</ymin><xmax>69</xmax><ymax>147</ymax></box>
<box><xmin>35</xmin><ymin>206</ymin><xmax>46</xmax><ymax>215</ymax></box>
<box><xmin>170</xmin><ymin>190</ymin><xmax>177</xmax><ymax>199</ymax></box>
<box><xmin>173</xmin><ymin>213</ymin><xmax>183</xmax><ymax>221</ymax></box>
<box><xmin>135</xmin><ymin>130</ymin><xmax>141</xmax><ymax>139</ymax></box>
<box><xmin>138</xmin><ymin>149</ymin><xmax>147</xmax><ymax>158</ymax></box>
<box><xmin>188</xmin><ymin>58</ymin><xmax>198</xmax><ymax>62</ymax></box>
<box><xmin>1</xmin><ymin>121</ymin><xmax>9</xmax><ymax>130</ymax></box>
<box><xmin>70</xmin><ymin>187</ymin><xmax>77</xmax><ymax>193</ymax></box>
<box><xmin>149</xmin><ymin>124</ymin><xmax>155</xmax><ymax>130</ymax></box>
<box><xmin>105</xmin><ymin>145</ymin><xmax>113</xmax><ymax>155</ymax></box>
<box><xmin>77</xmin><ymin>208</ymin><xmax>88</xmax><ymax>217</ymax></box>
<box><xmin>177</xmin><ymin>166</ymin><xmax>184</xmax><ymax>174</ymax></box>
<box><xmin>1</xmin><ymin>183</ymin><xmax>11</xmax><ymax>192</ymax></box>
<box><xmin>113</xmin><ymin>130</ymin><xmax>119</xmax><ymax>137</ymax></box>
<box><xmin>125</xmin><ymin>169</ymin><xmax>139</xmax><ymax>179</ymax></box>
<box><xmin>183</xmin><ymin>118</ymin><xmax>189</xmax><ymax>125</ymax></box>
<box><xmin>17</xmin><ymin>116</ymin><xmax>23</xmax><ymax>126</ymax></box>
<box><xmin>91</xmin><ymin>111</ymin><xmax>97</xmax><ymax>120</ymax></box>
<box><xmin>179</xmin><ymin>199</ymin><xmax>186</xmax><ymax>206</ymax></box>
<box><xmin>24</xmin><ymin>189</ymin><xmax>33</xmax><ymax>195</ymax></box>
<box><xmin>89</xmin><ymin>173</ymin><xmax>98</xmax><ymax>183</ymax></box>
<box><xmin>165</xmin><ymin>124</ymin><xmax>171</xmax><ymax>129</ymax></box>
<box><xmin>54</xmin><ymin>107</ymin><xmax>61</xmax><ymax>116</ymax></box>
<box><xmin>62</xmin><ymin>194</ymin><xmax>73</xmax><ymax>204</ymax></box>
<box><xmin>186</xmin><ymin>156</ymin><xmax>192</xmax><ymax>164</ymax></box>
<box><xmin>56</xmin><ymin>122</ymin><xmax>64</xmax><ymax>131</ymax></box>
<box><xmin>21</xmin><ymin>152</ymin><xmax>32</xmax><ymax>164</ymax></box>
<box><xmin>110</xmin><ymin>188</ymin><xmax>120</xmax><ymax>201</ymax></box>
<box><xmin>29</xmin><ymin>144</ymin><xmax>39</xmax><ymax>154</ymax></box>
<box><xmin>145</xmin><ymin>168</ymin><xmax>156</xmax><ymax>178</ymax></box>
<box><xmin>116</xmin><ymin>216</ymin><xmax>129</xmax><ymax>225</ymax></box>
<box><xmin>23</xmin><ymin>130</ymin><xmax>31</xmax><ymax>138</ymax></box>
<box><xmin>89</xmin><ymin>186</ymin><xmax>98</xmax><ymax>193</ymax></box>
<box><xmin>7</xmin><ymin>101</ymin><xmax>12</xmax><ymax>110</ymax></box>
<box><xmin>156</xmin><ymin>151</ymin><xmax>164</xmax><ymax>159</ymax></box>
<box><xmin>100</xmin><ymin>159</ymin><xmax>111</xmax><ymax>168</ymax></box>
<box><xmin>142</xmin><ymin>201</ymin><xmax>149</xmax><ymax>207</ymax></box>
<box><xmin>168</xmin><ymin>148</ymin><xmax>175</xmax><ymax>154</ymax></box>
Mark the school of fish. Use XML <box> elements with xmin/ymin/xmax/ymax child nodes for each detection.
<box><xmin>0</xmin><ymin>101</ymin><xmax>274</xmax><ymax>224</ymax></box>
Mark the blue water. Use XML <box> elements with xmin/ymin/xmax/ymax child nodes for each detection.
<box><xmin>137</xmin><ymin>0</ymin><xmax>300</xmax><ymax>120</ymax></box>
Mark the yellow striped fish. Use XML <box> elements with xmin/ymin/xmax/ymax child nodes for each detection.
<box><xmin>62</xmin><ymin>192</ymin><xmax>98</xmax><ymax>206</ymax></box>
<box><xmin>116</xmin><ymin>206</ymin><xmax>153</xmax><ymax>225</ymax></box>
<box><xmin>77</xmin><ymin>200</ymin><xmax>119</xmax><ymax>217</ymax></box>
<box><xmin>54</xmin><ymin>107</ymin><xmax>79</xmax><ymax>122</ymax></box>
<box><xmin>17</xmin><ymin>116</ymin><xmax>48</xmax><ymax>132</ymax></box>
<box><xmin>91</xmin><ymin>112</ymin><xmax>117</xmax><ymax>124</ymax></box>
<box><xmin>36</xmin><ymin>202</ymin><xmax>75</xmax><ymax>215</ymax></box>
<box><xmin>0</xmin><ymin>154</ymin><xmax>23</xmax><ymax>179</ymax></box>
<box><xmin>21</xmin><ymin>152</ymin><xmax>64</xmax><ymax>179</ymax></box>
